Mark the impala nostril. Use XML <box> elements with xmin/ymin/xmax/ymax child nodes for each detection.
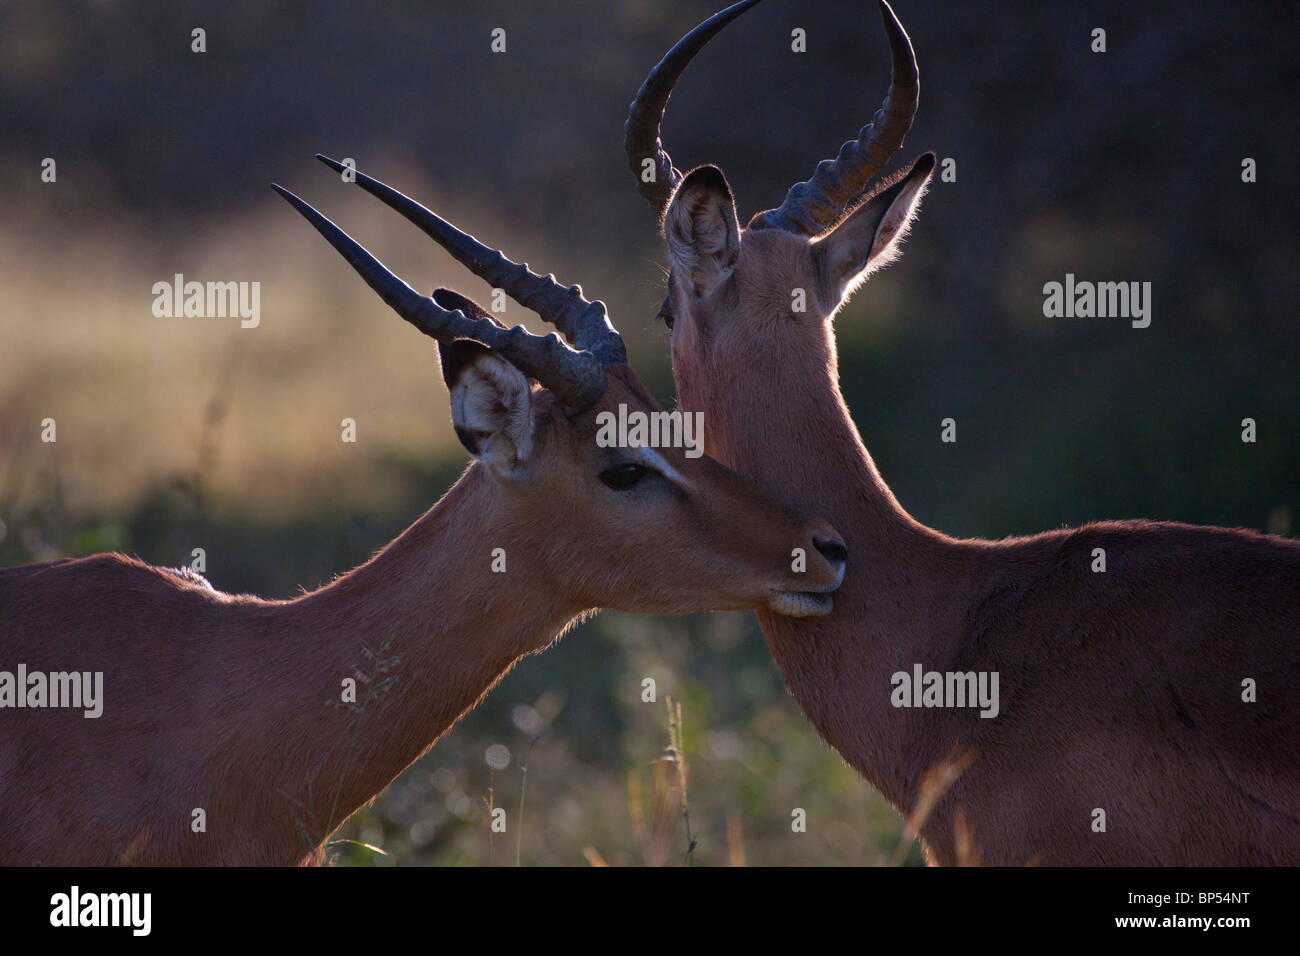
<box><xmin>813</xmin><ymin>536</ymin><xmax>847</xmax><ymax>565</ymax></box>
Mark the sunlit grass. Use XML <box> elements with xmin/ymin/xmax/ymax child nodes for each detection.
<box><xmin>0</xmin><ymin>173</ymin><xmax>566</xmax><ymax>520</ymax></box>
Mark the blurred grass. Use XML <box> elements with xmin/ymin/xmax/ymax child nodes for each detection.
<box><xmin>0</xmin><ymin>168</ymin><xmax>542</xmax><ymax>519</ymax></box>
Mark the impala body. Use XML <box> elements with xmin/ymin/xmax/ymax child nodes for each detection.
<box><xmin>627</xmin><ymin>0</ymin><xmax>1300</xmax><ymax>864</ymax></box>
<box><xmin>0</xmin><ymin>159</ymin><xmax>846</xmax><ymax>865</ymax></box>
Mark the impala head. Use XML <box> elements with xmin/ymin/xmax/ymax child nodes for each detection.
<box><xmin>274</xmin><ymin>159</ymin><xmax>845</xmax><ymax>617</ymax></box>
<box><xmin>625</xmin><ymin>0</ymin><xmax>934</xmax><ymax>421</ymax></box>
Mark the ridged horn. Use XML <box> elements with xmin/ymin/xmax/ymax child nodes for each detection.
<box><xmin>272</xmin><ymin>184</ymin><xmax>607</xmax><ymax>414</ymax></box>
<box><xmin>623</xmin><ymin>0</ymin><xmax>764</xmax><ymax>221</ymax></box>
<box><xmin>750</xmin><ymin>0</ymin><xmax>919</xmax><ymax>235</ymax></box>
<box><xmin>316</xmin><ymin>155</ymin><xmax>625</xmax><ymax>367</ymax></box>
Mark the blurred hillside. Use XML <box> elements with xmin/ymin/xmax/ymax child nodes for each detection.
<box><xmin>0</xmin><ymin>0</ymin><xmax>1295</xmax><ymax>864</ymax></box>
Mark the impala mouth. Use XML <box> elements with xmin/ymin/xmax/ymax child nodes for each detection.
<box><xmin>767</xmin><ymin>589</ymin><xmax>836</xmax><ymax>618</ymax></box>
<box><xmin>767</xmin><ymin>560</ymin><xmax>844</xmax><ymax>617</ymax></box>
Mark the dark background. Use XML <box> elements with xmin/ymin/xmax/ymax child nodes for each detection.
<box><xmin>1</xmin><ymin>0</ymin><xmax>1295</xmax><ymax>864</ymax></box>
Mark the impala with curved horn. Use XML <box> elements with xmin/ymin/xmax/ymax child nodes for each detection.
<box><xmin>627</xmin><ymin>0</ymin><xmax>1300</xmax><ymax>865</ymax></box>
<box><xmin>0</xmin><ymin>159</ymin><xmax>848</xmax><ymax>865</ymax></box>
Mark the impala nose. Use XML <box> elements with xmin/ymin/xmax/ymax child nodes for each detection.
<box><xmin>813</xmin><ymin>536</ymin><xmax>847</xmax><ymax>566</ymax></box>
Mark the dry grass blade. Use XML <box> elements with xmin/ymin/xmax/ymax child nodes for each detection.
<box><xmin>890</xmin><ymin>746</ymin><xmax>978</xmax><ymax>866</ymax></box>
<box><xmin>726</xmin><ymin>811</ymin><xmax>746</xmax><ymax>867</ymax></box>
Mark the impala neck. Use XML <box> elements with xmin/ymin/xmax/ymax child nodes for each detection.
<box><xmin>700</xmin><ymin>333</ymin><xmax>976</xmax><ymax>812</ymax></box>
<box><xmin>258</xmin><ymin>466</ymin><xmax>580</xmax><ymax>860</ymax></box>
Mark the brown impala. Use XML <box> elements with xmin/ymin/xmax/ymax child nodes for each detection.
<box><xmin>626</xmin><ymin>0</ymin><xmax>1299</xmax><ymax>864</ymax></box>
<box><xmin>0</xmin><ymin>159</ymin><xmax>847</xmax><ymax>865</ymax></box>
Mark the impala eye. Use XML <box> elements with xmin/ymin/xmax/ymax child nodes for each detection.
<box><xmin>599</xmin><ymin>463</ymin><xmax>649</xmax><ymax>490</ymax></box>
<box><xmin>656</xmin><ymin>294</ymin><xmax>675</xmax><ymax>331</ymax></box>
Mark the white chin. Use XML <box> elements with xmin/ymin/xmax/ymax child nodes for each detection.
<box><xmin>767</xmin><ymin>590</ymin><xmax>835</xmax><ymax>618</ymax></box>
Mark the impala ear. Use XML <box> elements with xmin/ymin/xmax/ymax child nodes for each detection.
<box><xmin>664</xmin><ymin>165</ymin><xmax>741</xmax><ymax>299</ymax></box>
<box><xmin>432</xmin><ymin>289</ymin><xmax>535</xmax><ymax>477</ymax></box>
<box><xmin>817</xmin><ymin>152</ymin><xmax>935</xmax><ymax>303</ymax></box>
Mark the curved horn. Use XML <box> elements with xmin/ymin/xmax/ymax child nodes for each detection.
<box><xmin>750</xmin><ymin>0</ymin><xmax>919</xmax><ymax>235</ymax></box>
<box><xmin>623</xmin><ymin>0</ymin><xmax>764</xmax><ymax>221</ymax></box>
<box><xmin>316</xmin><ymin>155</ymin><xmax>625</xmax><ymax>367</ymax></box>
<box><xmin>271</xmin><ymin>184</ymin><xmax>606</xmax><ymax>414</ymax></box>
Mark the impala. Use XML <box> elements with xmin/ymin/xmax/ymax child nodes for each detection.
<box><xmin>0</xmin><ymin>159</ymin><xmax>848</xmax><ymax>865</ymax></box>
<box><xmin>626</xmin><ymin>0</ymin><xmax>1300</xmax><ymax>864</ymax></box>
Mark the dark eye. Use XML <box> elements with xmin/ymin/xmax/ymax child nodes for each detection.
<box><xmin>657</xmin><ymin>294</ymin><xmax>675</xmax><ymax>331</ymax></box>
<box><xmin>598</xmin><ymin>463</ymin><xmax>649</xmax><ymax>490</ymax></box>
